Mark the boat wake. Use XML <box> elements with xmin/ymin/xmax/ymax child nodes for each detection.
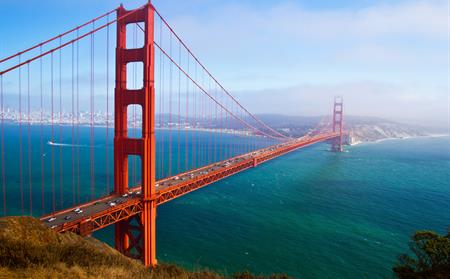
<box><xmin>47</xmin><ymin>141</ymin><xmax>86</xmax><ymax>147</ymax></box>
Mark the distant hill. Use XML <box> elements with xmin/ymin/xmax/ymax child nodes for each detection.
<box><xmin>0</xmin><ymin>217</ymin><xmax>291</xmax><ymax>279</ymax></box>
<box><xmin>154</xmin><ymin>113</ymin><xmax>435</xmax><ymax>143</ymax></box>
<box><xmin>254</xmin><ymin>114</ymin><xmax>432</xmax><ymax>142</ymax></box>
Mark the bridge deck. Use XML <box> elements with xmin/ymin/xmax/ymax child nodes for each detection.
<box><xmin>40</xmin><ymin>133</ymin><xmax>339</xmax><ymax>235</ymax></box>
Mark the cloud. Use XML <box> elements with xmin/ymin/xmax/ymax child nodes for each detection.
<box><xmin>270</xmin><ymin>0</ymin><xmax>447</xmax><ymax>40</ymax></box>
<box><xmin>233</xmin><ymin>81</ymin><xmax>448</xmax><ymax>128</ymax></box>
<box><xmin>159</xmin><ymin>0</ymin><xmax>448</xmax><ymax>128</ymax></box>
<box><xmin>167</xmin><ymin>0</ymin><xmax>447</xmax><ymax>57</ymax></box>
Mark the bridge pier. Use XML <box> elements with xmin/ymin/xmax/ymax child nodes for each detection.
<box><xmin>115</xmin><ymin>220</ymin><xmax>130</xmax><ymax>254</ymax></box>
<box><xmin>114</xmin><ymin>3</ymin><xmax>157</xmax><ymax>267</ymax></box>
<box><xmin>252</xmin><ymin>157</ymin><xmax>258</xmax><ymax>167</ymax></box>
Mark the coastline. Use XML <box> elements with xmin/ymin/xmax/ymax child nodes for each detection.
<box><xmin>349</xmin><ymin>134</ymin><xmax>449</xmax><ymax>147</ymax></box>
<box><xmin>1</xmin><ymin>121</ymin><xmax>258</xmax><ymax>137</ymax></box>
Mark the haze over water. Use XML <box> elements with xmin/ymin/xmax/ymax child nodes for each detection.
<box><xmin>1</xmin><ymin>125</ymin><xmax>449</xmax><ymax>278</ymax></box>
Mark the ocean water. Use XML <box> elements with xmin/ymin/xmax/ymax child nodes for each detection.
<box><xmin>97</xmin><ymin>135</ymin><xmax>449</xmax><ymax>278</ymax></box>
<box><xmin>0</xmin><ymin>124</ymin><xmax>275</xmax><ymax>216</ymax></box>
<box><xmin>1</xmin><ymin>124</ymin><xmax>449</xmax><ymax>278</ymax></box>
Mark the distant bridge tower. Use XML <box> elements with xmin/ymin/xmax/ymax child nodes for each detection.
<box><xmin>332</xmin><ymin>96</ymin><xmax>344</xmax><ymax>152</ymax></box>
<box><xmin>114</xmin><ymin>3</ymin><xmax>157</xmax><ymax>266</ymax></box>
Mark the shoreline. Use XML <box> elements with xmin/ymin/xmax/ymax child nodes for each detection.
<box><xmin>1</xmin><ymin>121</ymin><xmax>257</xmax><ymax>137</ymax></box>
<box><xmin>350</xmin><ymin>134</ymin><xmax>449</xmax><ymax>146</ymax></box>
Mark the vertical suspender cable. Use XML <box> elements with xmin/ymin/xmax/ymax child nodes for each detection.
<box><xmin>206</xmin><ymin>77</ymin><xmax>209</xmax><ymax>164</ymax></box>
<box><xmin>199</xmin><ymin>86</ymin><xmax>202</xmax><ymax>165</ymax></box>
<box><xmin>243</xmin><ymin>109</ymin><xmax>245</xmax><ymax>153</ymax></box>
<box><xmin>207</xmin><ymin>77</ymin><xmax>211</xmax><ymax>165</ymax></box>
<box><xmin>220</xmin><ymin>90</ymin><xmax>223</xmax><ymax>161</ymax></box>
<box><xmin>200</xmin><ymin>68</ymin><xmax>203</xmax><ymax>165</ymax></box>
<box><xmin>229</xmin><ymin>99</ymin><xmax>236</xmax><ymax>157</ymax></box>
<box><xmin>76</xmin><ymin>29</ymin><xmax>81</xmax><ymax>204</ymax></box>
<box><xmin>71</xmin><ymin>42</ymin><xmax>75</xmax><ymax>205</ymax></box>
<box><xmin>245</xmin><ymin>110</ymin><xmax>248</xmax><ymax>153</ymax></box>
<box><xmin>177</xmin><ymin>42</ymin><xmax>181</xmax><ymax>174</ymax></box>
<box><xmin>158</xmin><ymin>18</ymin><xmax>164</xmax><ymax>178</ymax></box>
<box><xmin>193</xmin><ymin>62</ymin><xmax>197</xmax><ymax>169</ymax></box>
<box><xmin>27</xmin><ymin>64</ymin><xmax>32</xmax><ymax>215</ymax></box>
<box><xmin>223</xmin><ymin>96</ymin><xmax>230</xmax><ymax>159</ymax></box>
<box><xmin>168</xmin><ymin>32</ymin><xmax>172</xmax><ymax>176</ymax></box>
<box><xmin>214</xmin><ymin>83</ymin><xmax>217</xmax><ymax>163</ymax></box>
<box><xmin>199</xmin><ymin>73</ymin><xmax>203</xmax><ymax>166</ymax></box>
<box><xmin>202</xmin><ymin>81</ymin><xmax>205</xmax><ymax>165</ymax></box>
<box><xmin>90</xmin><ymin>22</ymin><xmax>95</xmax><ymax>200</ymax></box>
<box><xmin>210</xmin><ymin>80</ymin><xmax>213</xmax><ymax>164</ymax></box>
<box><xmin>0</xmin><ymin>75</ymin><xmax>5</xmax><ymax>215</ymax></box>
<box><xmin>59</xmin><ymin>38</ymin><xmax>63</xmax><ymax>209</ymax></box>
<box><xmin>243</xmin><ymin>110</ymin><xmax>246</xmax><ymax>153</ymax></box>
<box><xmin>161</xmin><ymin>33</ymin><xmax>165</xmax><ymax>178</ymax></box>
<box><xmin>40</xmin><ymin>47</ymin><xmax>45</xmax><ymax>213</ymax></box>
<box><xmin>161</xmin><ymin>56</ymin><xmax>165</xmax><ymax>178</ymax></box>
<box><xmin>228</xmin><ymin>98</ymin><xmax>234</xmax><ymax>157</ymax></box>
<box><xmin>206</xmin><ymin>79</ymin><xmax>209</xmax><ymax>164</ymax></box>
<box><xmin>19</xmin><ymin>55</ymin><xmax>24</xmax><ymax>215</ymax></box>
<box><xmin>202</xmin><ymin>72</ymin><xmax>206</xmax><ymax>165</ymax></box>
<box><xmin>51</xmin><ymin>52</ymin><xmax>55</xmax><ymax>212</ymax></box>
<box><xmin>185</xmin><ymin>51</ymin><xmax>189</xmax><ymax>171</ymax></box>
<box><xmin>105</xmin><ymin>14</ymin><xmax>110</xmax><ymax>194</ymax></box>
<box><xmin>230</xmin><ymin>100</ymin><xmax>238</xmax><ymax>156</ymax></box>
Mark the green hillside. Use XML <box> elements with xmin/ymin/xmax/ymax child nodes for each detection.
<box><xmin>0</xmin><ymin>217</ymin><xmax>290</xmax><ymax>279</ymax></box>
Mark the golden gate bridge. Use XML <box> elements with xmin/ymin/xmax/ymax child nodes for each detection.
<box><xmin>0</xmin><ymin>2</ymin><xmax>343</xmax><ymax>267</ymax></box>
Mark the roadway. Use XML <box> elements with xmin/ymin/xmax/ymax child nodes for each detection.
<box><xmin>40</xmin><ymin>133</ymin><xmax>339</xmax><ymax>233</ymax></box>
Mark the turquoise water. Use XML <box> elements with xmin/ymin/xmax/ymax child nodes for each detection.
<box><xmin>0</xmin><ymin>124</ymin><xmax>275</xmax><ymax>216</ymax></box>
<box><xmin>96</xmin><ymin>135</ymin><xmax>450</xmax><ymax>278</ymax></box>
<box><xmin>151</xmin><ymin>138</ymin><xmax>450</xmax><ymax>278</ymax></box>
<box><xmin>2</xmin><ymin>124</ymin><xmax>449</xmax><ymax>278</ymax></box>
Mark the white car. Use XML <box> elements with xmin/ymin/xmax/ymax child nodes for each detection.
<box><xmin>122</xmin><ymin>193</ymin><xmax>128</xmax><ymax>197</ymax></box>
<box><xmin>51</xmin><ymin>225</ymin><xmax>58</xmax><ymax>229</ymax></box>
<box><xmin>108</xmin><ymin>202</ymin><xmax>117</xmax><ymax>207</ymax></box>
<box><xmin>73</xmin><ymin>208</ymin><xmax>81</xmax><ymax>213</ymax></box>
<box><xmin>173</xmin><ymin>176</ymin><xmax>180</xmax><ymax>180</ymax></box>
<box><xmin>47</xmin><ymin>217</ymin><xmax>56</xmax><ymax>223</ymax></box>
<box><xmin>75</xmin><ymin>210</ymin><xmax>83</xmax><ymax>214</ymax></box>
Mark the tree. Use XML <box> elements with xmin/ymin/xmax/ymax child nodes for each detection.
<box><xmin>393</xmin><ymin>228</ymin><xmax>450</xmax><ymax>278</ymax></box>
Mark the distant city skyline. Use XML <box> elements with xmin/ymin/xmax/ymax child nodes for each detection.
<box><xmin>0</xmin><ymin>0</ymin><xmax>448</xmax><ymax>128</ymax></box>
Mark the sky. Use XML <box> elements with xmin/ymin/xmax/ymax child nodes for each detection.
<box><xmin>0</xmin><ymin>0</ymin><xmax>448</xmax><ymax>128</ymax></box>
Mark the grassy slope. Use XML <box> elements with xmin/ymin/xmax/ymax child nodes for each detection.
<box><xmin>0</xmin><ymin>217</ymin><xmax>290</xmax><ymax>279</ymax></box>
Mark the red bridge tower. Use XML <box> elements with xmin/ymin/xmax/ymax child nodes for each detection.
<box><xmin>114</xmin><ymin>3</ymin><xmax>157</xmax><ymax>266</ymax></box>
<box><xmin>332</xmin><ymin>96</ymin><xmax>344</xmax><ymax>152</ymax></box>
